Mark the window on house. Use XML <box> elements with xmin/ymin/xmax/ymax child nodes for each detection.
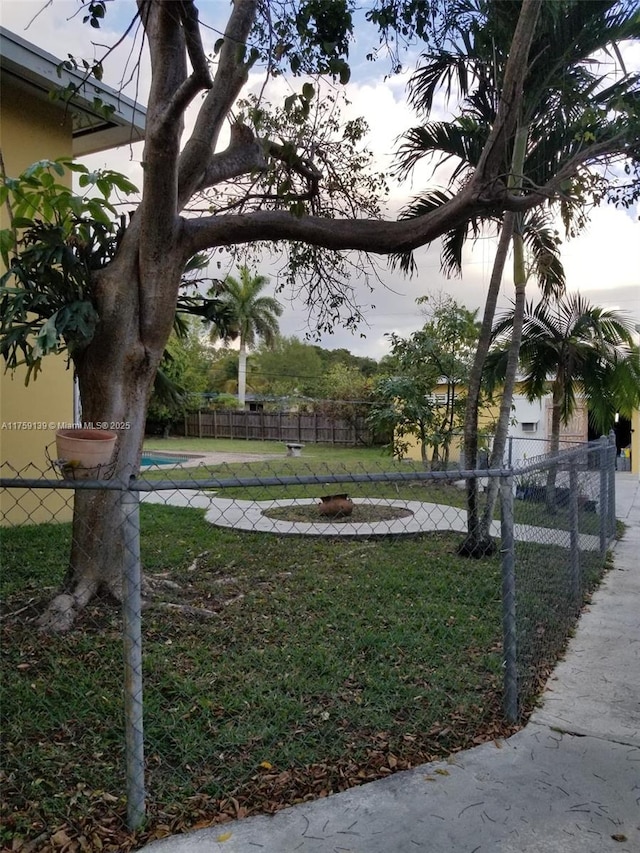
<box><xmin>521</xmin><ymin>422</ymin><xmax>538</xmax><ymax>433</ymax></box>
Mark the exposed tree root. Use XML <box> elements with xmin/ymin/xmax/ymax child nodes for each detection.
<box><xmin>457</xmin><ymin>536</ymin><xmax>498</xmax><ymax>559</ymax></box>
<box><xmin>186</xmin><ymin>551</ymin><xmax>212</xmax><ymax>572</ymax></box>
<box><xmin>4</xmin><ymin>597</ymin><xmax>38</xmax><ymax>619</ymax></box>
<box><xmin>155</xmin><ymin>602</ymin><xmax>220</xmax><ymax>619</ymax></box>
<box><xmin>37</xmin><ymin>574</ymin><xmax>152</xmax><ymax>633</ymax></box>
<box><xmin>145</xmin><ymin>574</ymin><xmax>182</xmax><ymax>591</ymax></box>
<box><xmin>38</xmin><ymin>578</ymin><xmax>100</xmax><ymax>633</ymax></box>
<box><xmin>36</xmin><ymin>570</ymin><xmax>244</xmax><ymax>631</ymax></box>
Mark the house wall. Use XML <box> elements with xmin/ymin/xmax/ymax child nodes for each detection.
<box><xmin>399</xmin><ymin>385</ymin><xmax>589</xmax><ymax>467</ymax></box>
<box><xmin>1</xmin><ymin>84</ymin><xmax>75</xmax><ymax>524</ymax></box>
<box><xmin>508</xmin><ymin>396</ymin><xmax>545</xmax><ymax>464</ymax></box>
<box><xmin>508</xmin><ymin>395</ymin><xmax>588</xmax><ymax>464</ymax></box>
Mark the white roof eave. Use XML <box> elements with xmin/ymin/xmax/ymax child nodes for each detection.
<box><xmin>0</xmin><ymin>26</ymin><xmax>146</xmax><ymax>156</ymax></box>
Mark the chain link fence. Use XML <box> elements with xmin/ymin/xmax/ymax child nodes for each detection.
<box><xmin>0</xmin><ymin>434</ymin><xmax>616</xmax><ymax>849</ymax></box>
<box><xmin>455</xmin><ymin>433</ymin><xmax>587</xmax><ymax>469</ymax></box>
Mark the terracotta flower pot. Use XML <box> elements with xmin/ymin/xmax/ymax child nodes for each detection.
<box><xmin>318</xmin><ymin>493</ymin><xmax>353</xmax><ymax>518</ymax></box>
<box><xmin>55</xmin><ymin>428</ymin><xmax>117</xmax><ymax>478</ymax></box>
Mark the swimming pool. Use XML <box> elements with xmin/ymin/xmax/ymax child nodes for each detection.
<box><xmin>141</xmin><ymin>453</ymin><xmax>192</xmax><ymax>466</ymax></box>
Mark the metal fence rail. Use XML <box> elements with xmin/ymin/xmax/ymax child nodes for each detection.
<box><xmin>0</xmin><ymin>434</ymin><xmax>617</xmax><ymax>848</ymax></box>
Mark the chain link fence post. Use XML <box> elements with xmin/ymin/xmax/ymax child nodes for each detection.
<box><xmin>568</xmin><ymin>458</ymin><xmax>581</xmax><ymax>602</ymax></box>
<box><xmin>599</xmin><ymin>435</ymin><xmax>609</xmax><ymax>558</ymax></box>
<box><xmin>120</xmin><ymin>481</ymin><xmax>146</xmax><ymax>830</ymax></box>
<box><xmin>608</xmin><ymin>429</ymin><xmax>616</xmax><ymax>539</ymax></box>
<box><xmin>500</xmin><ymin>474</ymin><xmax>518</xmax><ymax>723</ymax></box>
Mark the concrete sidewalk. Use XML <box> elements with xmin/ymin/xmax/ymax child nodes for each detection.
<box><xmin>142</xmin><ymin>473</ymin><xmax>640</xmax><ymax>853</ymax></box>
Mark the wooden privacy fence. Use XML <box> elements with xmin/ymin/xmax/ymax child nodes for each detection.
<box><xmin>183</xmin><ymin>410</ymin><xmax>383</xmax><ymax>446</ymax></box>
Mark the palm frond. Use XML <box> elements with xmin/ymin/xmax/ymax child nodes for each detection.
<box><xmin>491</xmin><ymin>291</ymin><xmax>639</xmax><ymax>427</ymax></box>
<box><xmin>399</xmin><ymin>188</ymin><xmax>455</xmax><ymax>220</ymax></box>
<box><xmin>408</xmin><ymin>52</ymin><xmax>476</xmax><ymax>116</ymax></box>
<box><xmin>440</xmin><ymin>222</ymin><xmax>477</xmax><ymax>278</ymax></box>
<box><xmin>395</xmin><ymin>121</ymin><xmax>485</xmax><ymax>181</ymax></box>
<box><xmin>389</xmin><ymin>249</ymin><xmax>418</xmax><ymax>277</ymax></box>
<box><xmin>521</xmin><ymin>209</ymin><xmax>566</xmax><ymax>297</ymax></box>
<box><xmin>152</xmin><ymin>361</ymin><xmax>188</xmax><ymax>409</ymax></box>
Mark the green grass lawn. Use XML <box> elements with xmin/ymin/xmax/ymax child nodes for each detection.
<box><xmin>143</xmin><ymin>436</ymin><xmax>393</xmax><ymax>463</ymax></box>
<box><xmin>1</xmin><ymin>442</ymin><xmax>610</xmax><ymax>850</ymax></box>
<box><xmin>2</xmin><ymin>503</ymin><xmax>507</xmax><ymax>850</ymax></box>
<box><xmin>141</xmin><ymin>437</ymin><xmax>470</xmax><ymax>507</ymax></box>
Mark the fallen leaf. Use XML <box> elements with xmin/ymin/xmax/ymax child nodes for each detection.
<box><xmin>435</xmin><ymin>768</ymin><xmax>450</xmax><ymax>776</ymax></box>
<box><xmin>611</xmin><ymin>835</ymin><xmax>627</xmax><ymax>843</ymax></box>
<box><xmin>189</xmin><ymin>820</ymin><xmax>212</xmax><ymax>831</ymax></box>
<box><xmin>216</xmin><ymin>832</ymin><xmax>233</xmax><ymax>842</ymax></box>
<box><xmin>259</xmin><ymin>761</ymin><xmax>273</xmax><ymax>770</ymax></box>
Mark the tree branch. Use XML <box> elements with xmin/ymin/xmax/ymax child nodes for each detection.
<box><xmin>179</xmin><ymin>0</ymin><xmax>544</xmax><ymax>259</ymax></box>
<box><xmin>264</xmin><ymin>139</ymin><xmax>322</xmax><ymax>197</ymax></box>
<box><xmin>498</xmin><ymin>133</ymin><xmax>637</xmax><ymax>213</ymax></box>
<box><xmin>197</xmin><ymin>122</ymin><xmax>267</xmax><ymax>190</ymax></box>
<box><xmin>134</xmin><ymin>1</ymin><xmax>188</xmax><ymax>353</ymax></box>
<box><xmin>158</xmin><ymin>0</ymin><xmax>214</xmax><ymax>130</ymax></box>
<box><xmin>265</xmin><ymin>141</ymin><xmax>322</xmax><ymax>182</ymax></box>
<box><xmin>179</xmin><ymin>0</ymin><xmax>212</xmax><ymax>84</ymax></box>
<box><xmin>136</xmin><ymin>0</ymin><xmax>186</xmax><ymax>246</ymax></box>
<box><xmin>472</xmin><ymin>0</ymin><xmax>543</xmax><ymax>189</ymax></box>
<box><xmin>183</xmin><ymin>183</ymin><xmax>480</xmax><ymax>256</ymax></box>
<box><xmin>178</xmin><ymin>0</ymin><xmax>258</xmax><ymax>207</ymax></box>
<box><xmin>197</xmin><ymin>126</ymin><xmax>326</xmax><ymax>209</ymax></box>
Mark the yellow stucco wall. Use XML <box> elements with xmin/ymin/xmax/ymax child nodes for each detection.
<box><xmin>400</xmin><ymin>389</ymin><xmax>499</xmax><ymax>464</ymax></box>
<box><xmin>1</xmin><ymin>84</ymin><xmax>75</xmax><ymax>524</ymax></box>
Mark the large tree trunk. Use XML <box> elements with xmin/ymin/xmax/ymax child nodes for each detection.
<box><xmin>237</xmin><ymin>341</ymin><xmax>247</xmax><ymax>410</ymax></box>
<box><xmin>479</xmin><ymin>227</ymin><xmax>527</xmax><ymax>540</ymax></box>
<box><xmin>38</xmin><ymin>259</ymin><xmax>180</xmax><ymax>632</ymax></box>
<box><xmin>35</xmin><ymin>0</ymin><xmax>199</xmax><ymax>629</ymax></box>
<box><xmin>545</xmin><ymin>381</ymin><xmax>563</xmax><ymax>512</ymax></box>
<box><xmin>459</xmin><ymin>212</ymin><xmax>515</xmax><ymax>556</ymax></box>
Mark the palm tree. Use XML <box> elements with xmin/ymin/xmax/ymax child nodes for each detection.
<box><xmin>394</xmin><ymin>0</ymin><xmax>640</xmax><ymax>554</ymax></box>
<box><xmin>210</xmin><ymin>266</ymin><xmax>283</xmax><ymax>409</ymax></box>
<box><xmin>487</xmin><ymin>294</ymin><xmax>640</xmax><ymax>510</ymax></box>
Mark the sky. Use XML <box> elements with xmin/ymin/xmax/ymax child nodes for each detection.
<box><xmin>1</xmin><ymin>0</ymin><xmax>638</xmax><ymax>360</ymax></box>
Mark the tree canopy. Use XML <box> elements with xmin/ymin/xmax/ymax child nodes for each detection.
<box><xmin>368</xmin><ymin>297</ymin><xmax>481</xmax><ymax>467</ymax></box>
<box><xmin>209</xmin><ymin>266</ymin><xmax>282</xmax><ymax>408</ymax></box>
<box><xmin>487</xmin><ymin>294</ymin><xmax>640</xmax><ymax>435</ymax></box>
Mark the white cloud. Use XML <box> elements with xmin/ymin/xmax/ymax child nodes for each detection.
<box><xmin>561</xmin><ymin>205</ymin><xmax>640</xmax><ymax>316</ymax></box>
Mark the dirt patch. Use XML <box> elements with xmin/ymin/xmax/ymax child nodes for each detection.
<box><xmin>263</xmin><ymin>503</ymin><xmax>414</xmax><ymax>523</ymax></box>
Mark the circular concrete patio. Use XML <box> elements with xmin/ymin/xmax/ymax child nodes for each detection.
<box><xmin>203</xmin><ymin>496</ymin><xmax>473</xmax><ymax>537</ymax></box>
<box><xmin>140</xmin><ymin>490</ymin><xmax>600</xmax><ymax>548</ymax></box>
